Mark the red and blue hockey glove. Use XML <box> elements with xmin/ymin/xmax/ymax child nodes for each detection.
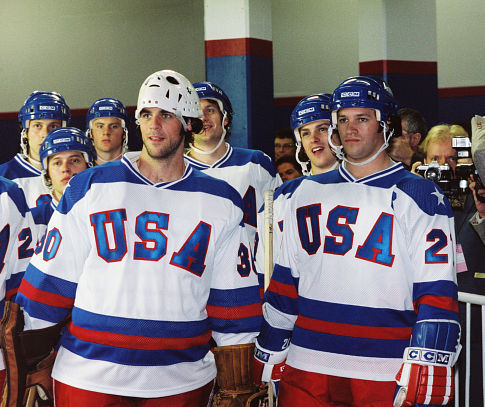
<box><xmin>394</xmin><ymin>347</ymin><xmax>456</xmax><ymax>407</ymax></box>
<box><xmin>253</xmin><ymin>340</ymin><xmax>288</xmax><ymax>395</ymax></box>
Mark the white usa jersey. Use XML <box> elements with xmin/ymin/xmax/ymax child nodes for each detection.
<box><xmin>0</xmin><ymin>154</ymin><xmax>52</xmax><ymax>209</ymax></box>
<box><xmin>0</xmin><ymin>177</ymin><xmax>36</xmax><ymax>370</ymax></box>
<box><xmin>16</xmin><ymin>152</ymin><xmax>262</xmax><ymax>397</ymax></box>
<box><xmin>257</xmin><ymin>162</ymin><xmax>458</xmax><ymax>381</ymax></box>
<box><xmin>185</xmin><ymin>144</ymin><xmax>281</xmax><ymax>254</ymax></box>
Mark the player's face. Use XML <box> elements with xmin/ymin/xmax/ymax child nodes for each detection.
<box><xmin>139</xmin><ymin>107</ymin><xmax>184</xmax><ymax>160</ymax></box>
<box><xmin>27</xmin><ymin>119</ymin><xmax>63</xmax><ymax>161</ymax></box>
<box><xmin>277</xmin><ymin>162</ymin><xmax>301</xmax><ymax>182</ymax></box>
<box><xmin>194</xmin><ymin>99</ymin><xmax>228</xmax><ymax>146</ymax></box>
<box><xmin>274</xmin><ymin>137</ymin><xmax>296</xmax><ymax>160</ymax></box>
<box><xmin>299</xmin><ymin>119</ymin><xmax>336</xmax><ymax>173</ymax></box>
<box><xmin>90</xmin><ymin>117</ymin><xmax>124</xmax><ymax>155</ymax></box>
<box><xmin>336</xmin><ymin>108</ymin><xmax>383</xmax><ymax>163</ymax></box>
<box><xmin>425</xmin><ymin>138</ymin><xmax>457</xmax><ymax>172</ymax></box>
<box><xmin>47</xmin><ymin>150</ymin><xmax>88</xmax><ymax>201</ymax></box>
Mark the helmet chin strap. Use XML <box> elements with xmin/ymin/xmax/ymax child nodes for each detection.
<box><xmin>189</xmin><ymin>112</ymin><xmax>227</xmax><ymax>155</ymax></box>
<box><xmin>295</xmin><ymin>142</ymin><xmax>311</xmax><ymax>176</ymax></box>
<box><xmin>328</xmin><ymin>121</ymin><xmax>394</xmax><ymax>167</ymax></box>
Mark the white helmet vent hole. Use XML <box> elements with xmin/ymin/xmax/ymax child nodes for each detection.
<box><xmin>166</xmin><ymin>76</ymin><xmax>180</xmax><ymax>85</ymax></box>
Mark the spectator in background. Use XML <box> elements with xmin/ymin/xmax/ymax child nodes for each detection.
<box><xmin>273</xmin><ymin>128</ymin><xmax>296</xmax><ymax>161</ymax></box>
<box><xmin>412</xmin><ymin>123</ymin><xmax>485</xmax><ymax>406</ymax></box>
<box><xmin>275</xmin><ymin>155</ymin><xmax>302</xmax><ymax>182</ymax></box>
<box><xmin>387</xmin><ymin>107</ymin><xmax>426</xmax><ymax>170</ymax></box>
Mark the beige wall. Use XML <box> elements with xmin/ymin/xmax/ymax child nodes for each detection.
<box><xmin>0</xmin><ymin>0</ymin><xmax>484</xmax><ymax>111</ymax></box>
<box><xmin>0</xmin><ymin>0</ymin><xmax>205</xmax><ymax>111</ymax></box>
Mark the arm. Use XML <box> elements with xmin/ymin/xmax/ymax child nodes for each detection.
<box><xmin>394</xmin><ymin>180</ymin><xmax>459</xmax><ymax>407</ymax></box>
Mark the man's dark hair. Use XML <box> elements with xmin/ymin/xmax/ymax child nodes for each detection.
<box><xmin>398</xmin><ymin>107</ymin><xmax>427</xmax><ymax>139</ymax></box>
<box><xmin>275</xmin><ymin>155</ymin><xmax>302</xmax><ymax>175</ymax></box>
<box><xmin>274</xmin><ymin>128</ymin><xmax>294</xmax><ymax>141</ymax></box>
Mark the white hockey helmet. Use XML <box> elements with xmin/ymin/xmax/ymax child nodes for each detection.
<box><xmin>135</xmin><ymin>70</ymin><xmax>202</xmax><ymax>131</ymax></box>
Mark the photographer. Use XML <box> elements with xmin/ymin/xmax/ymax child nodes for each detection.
<box><xmin>470</xmin><ymin>114</ymin><xmax>485</xmax><ymax>247</ymax></box>
<box><xmin>412</xmin><ymin>123</ymin><xmax>485</xmax><ymax>405</ymax></box>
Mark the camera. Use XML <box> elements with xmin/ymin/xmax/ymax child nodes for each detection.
<box><xmin>416</xmin><ymin>161</ymin><xmax>455</xmax><ymax>196</ymax></box>
<box><xmin>452</xmin><ymin>136</ymin><xmax>485</xmax><ymax>203</ymax></box>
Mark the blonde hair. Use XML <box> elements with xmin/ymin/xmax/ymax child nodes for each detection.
<box><xmin>419</xmin><ymin>124</ymin><xmax>469</xmax><ymax>155</ymax></box>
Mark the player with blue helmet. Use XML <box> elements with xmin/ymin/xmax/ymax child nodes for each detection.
<box><xmin>85</xmin><ymin>98</ymin><xmax>128</xmax><ymax>164</ymax></box>
<box><xmin>290</xmin><ymin>93</ymin><xmax>339</xmax><ymax>175</ymax></box>
<box><xmin>255</xmin><ymin>76</ymin><xmax>459</xmax><ymax>407</ymax></box>
<box><xmin>0</xmin><ymin>91</ymin><xmax>71</xmax><ymax>209</ymax></box>
<box><xmin>185</xmin><ymin>81</ymin><xmax>280</xmax><ymax>257</ymax></box>
<box><xmin>31</xmin><ymin>127</ymin><xmax>96</xmax><ymax>235</ymax></box>
<box><xmin>40</xmin><ymin>127</ymin><xmax>96</xmax><ymax>202</ymax></box>
<box><xmin>328</xmin><ymin>76</ymin><xmax>398</xmax><ymax>167</ymax></box>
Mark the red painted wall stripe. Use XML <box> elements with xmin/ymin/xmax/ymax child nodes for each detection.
<box><xmin>439</xmin><ymin>85</ymin><xmax>485</xmax><ymax>98</ymax></box>
<box><xmin>359</xmin><ymin>60</ymin><xmax>437</xmax><ymax>75</ymax></box>
<box><xmin>205</xmin><ymin>38</ymin><xmax>272</xmax><ymax>58</ymax></box>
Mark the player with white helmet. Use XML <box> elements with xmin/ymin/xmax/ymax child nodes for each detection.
<box><xmin>12</xmin><ymin>70</ymin><xmax>262</xmax><ymax>406</ymax></box>
<box><xmin>254</xmin><ymin>76</ymin><xmax>459</xmax><ymax>406</ymax></box>
<box><xmin>290</xmin><ymin>93</ymin><xmax>339</xmax><ymax>176</ymax></box>
<box><xmin>185</xmin><ymin>81</ymin><xmax>280</xmax><ymax>259</ymax></box>
<box><xmin>85</xmin><ymin>98</ymin><xmax>129</xmax><ymax>165</ymax></box>
<box><xmin>0</xmin><ymin>91</ymin><xmax>71</xmax><ymax>209</ymax></box>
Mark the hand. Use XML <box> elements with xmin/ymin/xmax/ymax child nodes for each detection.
<box><xmin>394</xmin><ymin>347</ymin><xmax>455</xmax><ymax>407</ymax></box>
<box><xmin>469</xmin><ymin>175</ymin><xmax>485</xmax><ymax>217</ymax></box>
<box><xmin>411</xmin><ymin>161</ymin><xmax>423</xmax><ymax>176</ymax></box>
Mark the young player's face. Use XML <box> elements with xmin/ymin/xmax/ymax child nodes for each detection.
<box><xmin>194</xmin><ymin>99</ymin><xmax>228</xmax><ymax>146</ymax></box>
<box><xmin>47</xmin><ymin>150</ymin><xmax>88</xmax><ymax>201</ymax></box>
<box><xmin>27</xmin><ymin>119</ymin><xmax>63</xmax><ymax>160</ymax></box>
<box><xmin>277</xmin><ymin>162</ymin><xmax>301</xmax><ymax>182</ymax></box>
<box><xmin>300</xmin><ymin>119</ymin><xmax>336</xmax><ymax>172</ymax></box>
<box><xmin>336</xmin><ymin>108</ymin><xmax>383</xmax><ymax>163</ymax></box>
<box><xmin>90</xmin><ymin>117</ymin><xmax>124</xmax><ymax>155</ymax></box>
<box><xmin>274</xmin><ymin>136</ymin><xmax>296</xmax><ymax>160</ymax></box>
<box><xmin>425</xmin><ymin>138</ymin><xmax>457</xmax><ymax>172</ymax></box>
<box><xmin>139</xmin><ymin>107</ymin><xmax>184</xmax><ymax>160</ymax></box>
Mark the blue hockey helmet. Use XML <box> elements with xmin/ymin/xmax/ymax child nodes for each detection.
<box><xmin>40</xmin><ymin>127</ymin><xmax>97</xmax><ymax>171</ymax></box>
<box><xmin>19</xmin><ymin>91</ymin><xmax>71</xmax><ymax>130</ymax></box>
<box><xmin>86</xmin><ymin>98</ymin><xmax>129</xmax><ymax>152</ymax></box>
<box><xmin>290</xmin><ymin>93</ymin><xmax>332</xmax><ymax>143</ymax></box>
<box><xmin>192</xmin><ymin>81</ymin><xmax>233</xmax><ymax>120</ymax></box>
<box><xmin>330</xmin><ymin>76</ymin><xmax>397</xmax><ymax>125</ymax></box>
<box><xmin>190</xmin><ymin>81</ymin><xmax>233</xmax><ymax>154</ymax></box>
<box><xmin>86</xmin><ymin>98</ymin><xmax>128</xmax><ymax>129</ymax></box>
<box><xmin>328</xmin><ymin>76</ymin><xmax>398</xmax><ymax>165</ymax></box>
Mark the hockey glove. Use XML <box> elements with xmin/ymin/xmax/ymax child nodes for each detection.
<box><xmin>394</xmin><ymin>347</ymin><xmax>456</xmax><ymax>407</ymax></box>
<box><xmin>253</xmin><ymin>340</ymin><xmax>288</xmax><ymax>396</ymax></box>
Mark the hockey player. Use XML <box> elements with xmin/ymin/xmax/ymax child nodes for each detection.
<box><xmin>185</xmin><ymin>81</ymin><xmax>281</xmax><ymax>255</ymax></box>
<box><xmin>31</xmin><ymin>127</ymin><xmax>96</xmax><ymax>238</ymax></box>
<box><xmin>254</xmin><ymin>76</ymin><xmax>460</xmax><ymax>406</ymax></box>
<box><xmin>85</xmin><ymin>98</ymin><xmax>129</xmax><ymax>165</ymax></box>
<box><xmin>13</xmin><ymin>69</ymin><xmax>262</xmax><ymax>407</ymax></box>
<box><xmin>0</xmin><ymin>91</ymin><xmax>71</xmax><ymax>209</ymax></box>
<box><xmin>290</xmin><ymin>93</ymin><xmax>339</xmax><ymax>176</ymax></box>
<box><xmin>0</xmin><ymin>177</ymin><xmax>36</xmax><ymax>388</ymax></box>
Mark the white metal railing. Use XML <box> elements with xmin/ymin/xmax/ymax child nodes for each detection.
<box><xmin>455</xmin><ymin>291</ymin><xmax>485</xmax><ymax>407</ymax></box>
